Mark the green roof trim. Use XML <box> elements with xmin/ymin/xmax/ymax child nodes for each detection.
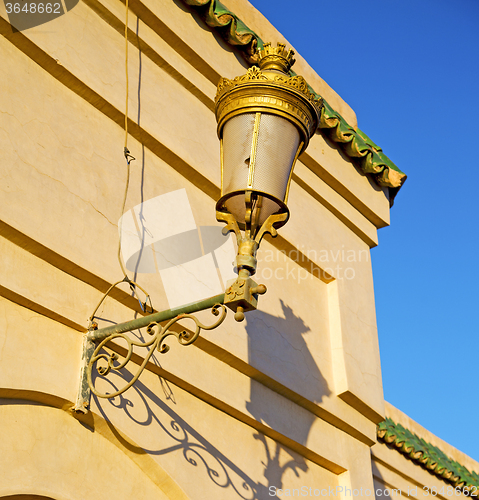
<box><xmin>183</xmin><ymin>0</ymin><xmax>262</xmax><ymax>59</ymax></box>
<box><xmin>378</xmin><ymin>418</ymin><xmax>479</xmax><ymax>491</ymax></box>
<box><xmin>182</xmin><ymin>0</ymin><xmax>407</xmax><ymax>203</ymax></box>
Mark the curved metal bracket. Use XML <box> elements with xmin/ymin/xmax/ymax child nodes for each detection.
<box><xmin>216</xmin><ymin>209</ymin><xmax>242</xmax><ymax>241</ymax></box>
<box><xmin>254</xmin><ymin>212</ymin><xmax>289</xmax><ymax>245</ymax></box>
<box><xmin>73</xmin><ymin>296</ymin><xmax>227</xmax><ymax>413</ymax></box>
<box><xmin>87</xmin><ymin>304</ymin><xmax>227</xmax><ymax>399</ymax></box>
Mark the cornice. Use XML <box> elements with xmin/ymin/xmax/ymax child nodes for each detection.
<box><xmin>378</xmin><ymin>418</ymin><xmax>479</xmax><ymax>492</ymax></box>
<box><xmin>181</xmin><ymin>0</ymin><xmax>406</xmax><ymax>204</ymax></box>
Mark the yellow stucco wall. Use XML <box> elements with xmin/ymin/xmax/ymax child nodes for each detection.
<box><xmin>0</xmin><ymin>0</ymin><xmax>399</xmax><ymax>498</ymax></box>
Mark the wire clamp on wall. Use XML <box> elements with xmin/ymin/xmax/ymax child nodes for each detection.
<box><xmin>124</xmin><ymin>147</ymin><xmax>135</xmax><ymax>165</ymax></box>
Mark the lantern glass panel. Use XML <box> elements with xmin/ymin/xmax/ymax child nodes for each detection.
<box><xmin>221</xmin><ymin>112</ymin><xmax>300</xmax><ymax>225</ymax></box>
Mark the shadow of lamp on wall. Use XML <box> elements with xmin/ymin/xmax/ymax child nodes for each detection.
<box><xmin>73</xmin><ymin>43</ymin><xmax>323</xmax><ymax>413</ymax></box>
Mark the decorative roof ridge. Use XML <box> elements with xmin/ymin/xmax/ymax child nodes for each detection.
<box><xmin>378</xmin><ymin>417</ymin><xmax>479</xmax><ymax>492</ymax></box>
<box><xmin>181</xmin><ymin>0</ymin><xmax>407</xmax><ymax>205</ymax></box>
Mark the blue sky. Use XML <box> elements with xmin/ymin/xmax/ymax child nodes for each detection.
<box><xmin>249</xmin><ymin>0</ymin><xmax>479</xmax><ymax>461</ymax></box>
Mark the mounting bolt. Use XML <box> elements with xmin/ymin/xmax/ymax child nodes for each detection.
<box><xmin>251</xmin><ymin>284</ymin><xmax>267</xmax><ymax>295</ymax></box>
<box><xmin>234</xmin><ymin>306</ymin><xmax>245</xmax><ymax>322</ymax></box>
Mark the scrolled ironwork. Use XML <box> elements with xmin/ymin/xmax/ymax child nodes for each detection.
<box><xmin>87</xmin><ymin>304</ymin><xmax>227</xmax><ymax>399</ymax></box>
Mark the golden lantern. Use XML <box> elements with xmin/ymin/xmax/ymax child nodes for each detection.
<box><xmin>215</xmin><ymin>42</ymin><xmax>323</xmax><ymax>321</ymax></box>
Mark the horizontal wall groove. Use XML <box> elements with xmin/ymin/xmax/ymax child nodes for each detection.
<box><xmin>300</xmin><ymin>152</ymin><xmax>388</xmax><ymax>229</ymax></box>
<box><xmin>81</xmin><ymin>0</ymin><xmax>215</xmax><ymax>112</ymax></box>
<box><xmin>118</xmin><ymin>0</ymin><xmax>221</xmax><ymax>86</ymax></box>
<box><xmin>111</xmin><ymin>0</ymin><xmax>387</xmax><ymax>230</ymax></box>
<box><xmin>0</xmin><ymin>258</ymin><xmax>372</xmax><ymax>449</ymax></box>
<box><xmin>194</xmin><ymin>336</ymin><xmax>375</xmax><ymax>447</ymax></box>
<box><xmin>372</xmin><ymin>454</ymin><xmax>433</xmax><ymax>492</ymax></box>
<box><xmin>292</xmin><ymin>173</ymin><xmax>377</xmax><ymax>248</ymax></box>
<box><xmin>0</xmin><ymin>20</ymin><xmax>334</xmax><ymax>281</ymax></box>
<box><xmin>27</xmin><ymin>0</ymin><xmax>379</xmax><ymax>244</ymax></box>
<box><xmin>0</xmin><ymin>284</ymin><xmax>86</xmax><ymax>332</ymax></box>
<box><xmin>0</xmin><ymin>220</ymin><xmax>149</xmax><ymax>315</ymax></box>
<box><xmin>0</xmin><ymin>252</ymin><xmax>374</xmax><ymax>456</ymax></box>
<box><xmin>1</xmin><ymin>8</ymin><xmax>378</xmax><ymax>250</ymax></box>
<box><xmin>105</xmin><ymin>340</ymin><xmax>347</xmax><ymax>474</ymax></box>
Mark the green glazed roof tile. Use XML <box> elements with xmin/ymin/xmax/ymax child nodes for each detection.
<box><xmin>378</xmin><ymin>418</ymin><xmax>479</xmax><ymax>492</ymax></box>
<box><xmin>183</xmin><ymin>0</ymin><xmax>261</xmax><ymax>55</ymax></box>
<box><xmin>181</xmin><ymin>0</ymin><xmax>407</xmax><ymax>204</ymax></box>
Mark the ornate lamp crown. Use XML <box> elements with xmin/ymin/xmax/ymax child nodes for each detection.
<box><xmin>258</xmin><ymin>42</ymin><xmax>295</xmax><ymax>73</ymax></box>
<box><xmin>214</xmin><ymin>42</ymin><xmax>322</xmax><ymax>141</ymax></box>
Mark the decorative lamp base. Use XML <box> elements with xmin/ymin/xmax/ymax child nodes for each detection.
<box><xmin>224</xmin><ymin>275</ymin><xmax>267</xmax><ymax>322</ymax></box>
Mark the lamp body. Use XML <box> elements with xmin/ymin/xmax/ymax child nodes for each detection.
<box><xmin>215</xmin><ymin>45</ymin><xmax>323</xmax><ymax>231</ymax></box>
<box><xmin>214</xmin><ymin>44</ymin><xmax>323</xmax><ymax>319</ymax></box>
<box><xmin>221</xmin><ymin>111</ymin><xmax>300</xmax><ymax>227</ymax></box>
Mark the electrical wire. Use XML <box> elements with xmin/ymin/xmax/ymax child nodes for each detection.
<box><xmin>124</xmin><ymin>0</ymin><xmax>129</xmax><ymax>151</ymax></box>
<box><xmin>118</xmin><ymin>0</ymin><xmax>133</xmax><ymax>279</ymax></box>
<box><xmin>88</xmin><ymin>0</ymin><xmax>152</xmax><ymax>328</ymax></box>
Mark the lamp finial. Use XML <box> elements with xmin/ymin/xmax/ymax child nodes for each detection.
<box><xmin>257</xmin><ymin>42</ymin><xmax>295</xmax><ymax>73</ymax></box>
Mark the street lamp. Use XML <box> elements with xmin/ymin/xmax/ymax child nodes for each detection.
<box><xmin>215</xmin><ymin>42</ymin><xmax>323</xmax><ymax>321</ymax></box>
<box><xmin>74</xmin><ymin>42</ymin><xmax>322</xmax><ymax>410</ymax></box>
